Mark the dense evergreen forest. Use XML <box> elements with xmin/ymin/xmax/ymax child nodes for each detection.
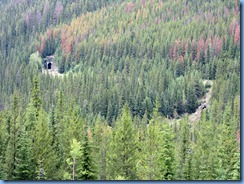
<box><xmin>0</xmin><ymin>0</ymin><xmax>240</xmax><ymax>180</ymax></box>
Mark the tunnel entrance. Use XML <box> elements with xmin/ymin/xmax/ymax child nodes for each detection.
<box><xmin>47</xmin><ymin>62</ymin><xmax>52</xmax><ymax>69</ymax></box>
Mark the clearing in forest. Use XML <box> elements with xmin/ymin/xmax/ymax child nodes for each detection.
<box><xmin>42</xmin><ymin>57</ymin><xmax>63</xmax><ymax>78</ymax></box>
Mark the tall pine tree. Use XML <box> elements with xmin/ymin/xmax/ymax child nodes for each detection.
<box><xmin>108</xmin><ymin>103</ymin><xmax>138</xmax><ymax>180</ymax></box>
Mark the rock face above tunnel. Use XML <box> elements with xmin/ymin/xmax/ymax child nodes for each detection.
<box><xmin>44</xmin><ymin>55</ymin><xmax>54</xmax><ymax>69</ymax></box>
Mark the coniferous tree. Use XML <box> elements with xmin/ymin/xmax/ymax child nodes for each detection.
<box><xmin>80</xmin><ymin>129</ymin><xmax>98</xmax><ymax>180</ymax></box>
<box><xmin>3</xmin><ymin>93</ymin><xmax>20</xmax><ymax>180</ymax></box>
<box><xmin>108</xmin><ymin>103</ymin><xmax>138</xmax><ymax>180</ymax></box>
<box><xmin>215</xmin><ymin>105</ymin><xmax>239</xmax><ymax>180</ymax></box>
<box><xmin>137</xmin><ymin>99</ymin><xmax>161</xmax><ymax>180</ymax></box>
<box><xmin>14</xmin><ymin>128</ymin><xmax>35</xmax><ymax>180</ymax></box>
<box><xmin>159</xmin><ymin>120</ymin><xmax>175</xmax><ymax>180</ymax></box>
<box><xmin>33</xmin><ymin>108</ymin><xmax>57</xmax><ymax>180</ymax></box>
<box><xmin>93</xmin><ymin>117</ymin><xmax>112</xmax><ymax>180</ymax></box>
<box><xmin>31</xmin><ymin>77</ymin><xmax>42</xmax><ymax>117</ymax></box>
<box><xmin>175</xmin><ymin>118</ymin><xmax>192</xmax><ymax>180</ymax></box>
<box><xmin>25</xmin><ymin>102</ymin><xmax>37</xmax><ymax>132</ymax></box>
<box><xmin>192</xmin><ymin>111</ymin><xmax>217</xmax><ymax>180</ymax></box>
<box><xmin>137</xmin><ymin>120</ymin><xmax>161</xmax><ymax>180</ymax></box>
<box><xmin>0</xmin><ymin>0</ymin><xmax>240</xmax><ymax>181</ymax></box>
<box><xmin>0</xmin><ymin>112</ymin><xmax>7</xmax><ymax>179</ymax></box>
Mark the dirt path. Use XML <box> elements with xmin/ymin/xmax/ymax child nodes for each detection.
<box><xmin>188</xmin><ymin>80</ymin><xmax>213</xmax><ymax>123</ymax></box>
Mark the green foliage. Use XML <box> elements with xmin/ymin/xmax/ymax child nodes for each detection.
<box><xmin>108</xmin><ymin>103</ymin><xmax>138</xmax><ymax>180</ymax></box>
<box><xmin>14</xmin><ymin>129</ymin><xmax>35</xmax><ymax>180</ymax></box>
<box><xmin>65</xmin><ymin>138</ymin><xmax>82</xmax><ymax>180</ymax></box>
<box><xmin>31</xmin><ymin>77</ymin><xmax>42</xmax><ymax>116</ymax></box>
<box><xmin>93</xmin><ymin>118</ymin><xmax>112</xmax><ymax>180</ymax></box>
<box><xmin>137</xmin><ymin>121</ymin><xmax>161</xmax><ymax>180</ymax></box>
<box><xmin>36</xmin><ymin>159</ymin><xmax>46</xmax><ymax>180</ymax></box>
<box><xmin>29</xmin><ymin>52</ymin><xmax>42</xmax><ymax>72</ymax></box>
<box><xmin>160</xmin><ymin>121</ymin><xmax>175</xmax><ymax>180</ymax></box>
<box><xmin>79</xmin><ymin>129</ymin><xmax>98</xmax><ymax>180</ymax></box>
<box><xmin>3</xmin><ymin>93</ymin><xmax>20</xmax><ymax>180</ymax></box>
<box><xmin>0</xmin><ymin>0</ymin><xmax>240</xmax><ymax>181</ymax></box>
<box><xmin>33</xmin><ymin>108</ymin><xmax>57</xmax><ymax>180</ymax></box>
<box><xmin>175</xmin><ymin>118</ymin><xmax>192</xmax><ymax>180</ymax></box>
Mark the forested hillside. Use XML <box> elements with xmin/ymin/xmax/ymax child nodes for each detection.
<box><xmin>0</xmin><ymin>0</ymin><xmax>240</xmax><ymax>180</ymax></box>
